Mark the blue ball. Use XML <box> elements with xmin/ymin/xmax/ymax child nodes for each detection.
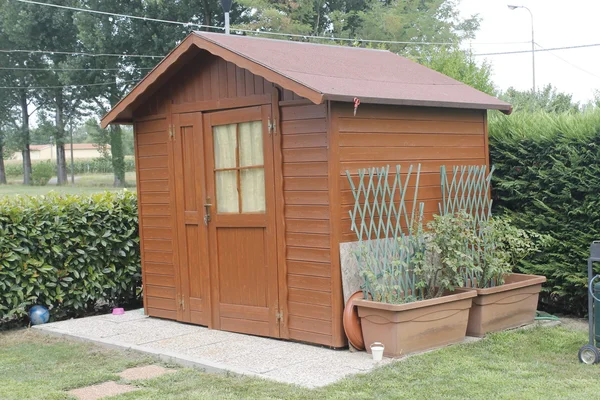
<box><xmin>29</xmin><ymin>305</ymin><xmax>50</xmax><ymax>325</ymax></box>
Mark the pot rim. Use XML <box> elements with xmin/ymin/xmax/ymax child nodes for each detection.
<box><xmin>472</xmin><ymin>273</ymin><xmax>546</xmax><ymax>295</ymax></box>
<box><xmin>353</xmin><ymin>287</ymin><xmax>476</xmax><ymax>312</ymax></box>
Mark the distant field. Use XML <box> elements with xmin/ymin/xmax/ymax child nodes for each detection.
<box><xmin>0</xmin><ymin>172</ymin><xmax>137</xmax><ymax>197</ymax></box>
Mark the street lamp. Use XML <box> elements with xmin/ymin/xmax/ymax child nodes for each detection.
<box><xmin>220</xmin><ymin>0</ymin><xmax>232</xmax><ymax>35</ymax></box>
<box><xmin>508</xmin><ymin>4</ymin><xmax>535</xmax><ymax>92</ymax></box>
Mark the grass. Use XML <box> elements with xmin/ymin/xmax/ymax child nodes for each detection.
<box><xmin>0</xmin><ymin>172</ymin><xmax>137</xmax><ymax>197</ymax></box>
<box><xmin>2</xmin><ymin>325</ymin><xmax>600</xmax><ymax>399</ymax></box>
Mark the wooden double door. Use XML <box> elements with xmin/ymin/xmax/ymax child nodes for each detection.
<box><xmin>171</xmin><ymin>105</ymin><xmax>281</xmax><ymax>338</ymax></box>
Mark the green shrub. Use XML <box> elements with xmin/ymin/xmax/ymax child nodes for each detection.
<box><xmin>30</xmin><ymin>161</ymin><xmax>54</xmax><ymax>186</ymax></box>
<box><xmin>0</xmin><ymin>191</ymin><xmax>140</xmax><ymax>323</ymax></box>
<box><xmin>4</xmin><ymin>157</ymin><xmax>136</xmax><ymax>178</ymax></box>
<box><xmin>489</xmin><ymin>109</ymin><xmax>600</xmax><ymax>315</ymax></box>
<box><xmin>4</xmin><ymin>162</ymin><xmax>24</xmax><ymax>178</ymax></box>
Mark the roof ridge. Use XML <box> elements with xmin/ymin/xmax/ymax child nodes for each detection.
<box><xmin>193</xmin><ymin>31</ymin><xmax>391</xmax><ymax>53</ymax></box>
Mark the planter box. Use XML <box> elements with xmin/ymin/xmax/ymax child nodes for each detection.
<box><xmin>466</xmin><ymin>273</ymin><xmax>546</xmax><ymax>337</ymax></box>
<box><xmin>354</xmin><ymin>289</ymin><xmax>476</xmax><ymax>358</ymax></box>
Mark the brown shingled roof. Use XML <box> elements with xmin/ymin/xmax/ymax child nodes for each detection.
<box><xmin>101</xmin><ymin>32</ymin><xmax>511</xmax><ymax>127</ymax></box>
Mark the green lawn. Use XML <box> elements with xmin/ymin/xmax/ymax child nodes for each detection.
<box><xmin>1</xmin><ymin>172</ymin><xmax>137</xmax><ymax>196</ymax></box>
<box><xmin>2</xmin><ymin>325</ymin><xmax>600</xmax><ymax>399</ymax></box>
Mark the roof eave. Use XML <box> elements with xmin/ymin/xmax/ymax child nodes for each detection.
<box><xmin>100</xmin><ymin>33</ymin><xmax>326</xmax><ymax>128</ymax></box>
<box><xmin>100</xmin><ymin>33</ymin><xmax>200</xmax><ymax>128</ymax></box>
<box><xmin>323</xmin><ymin>94</ymin><xmax>513</xmax><ymax>114</ymax></box>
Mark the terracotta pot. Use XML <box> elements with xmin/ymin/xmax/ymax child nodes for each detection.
<box><xmin>354</xmin><ymin>288</ymin><xmax>476</xmax><ymax>358</ymax></box>
<box><xmin>343</xmin><ymin>290</ymin><xmax>365</xmax><ymax>350</ymax></box>
<box><xmin>466</xmin><ymin>273</ymin><xmax>546</xmax><ymax>337</ymax></box>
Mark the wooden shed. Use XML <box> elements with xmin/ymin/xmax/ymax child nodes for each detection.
<box><xmin>101</xmin><ymin>32</ymin><xmax>512</xmax><ymax>348</ymax></box>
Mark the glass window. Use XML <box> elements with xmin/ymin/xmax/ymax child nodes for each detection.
<box><xmin>213</xmin><ymin>124</ymin><xmax>237</xmax><ymax>169</ymax></box>
<box><xmin>213</xmin><ymin>120</ymin><xmax>266</xmax><ymax>214</ymax></box>
<box><xmin>239</xmin><ymin>121</ymin><xmax>263</xmax><ymax>167</ymax></box>
<box><xmin>241</xmin><ymin>169</ymin><xmax>265</xmax><ymax>212</ymax></box>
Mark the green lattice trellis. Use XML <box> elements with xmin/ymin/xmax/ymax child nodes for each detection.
<box><xmin>439</xmin><ymin>165</ymin><xmax>495</xmax><ymax>287</ymax></box>
<box><xmin>346</xmin><ymin>165</ymin><xmax>425</xmax><ymax>303</ymax></box>
<box><xmin>439</xmin><ymin>165</ymin><xmax>494</xmax><ymax>226</ymax></box>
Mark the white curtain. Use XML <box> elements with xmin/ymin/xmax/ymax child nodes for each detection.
<box><xmin>213</xmin><ymin>124</ymin><xmax>238</xmax><ymax>213</ymax></box>
<box><xmin>239</xmin><ymin>121</ymin><xmax>265</xmax><ymax>212</ymax></box>
<box><xmin>213</xmin><ymin>121</ymin><xmax>265</xmax><ymax>214</ymax></box>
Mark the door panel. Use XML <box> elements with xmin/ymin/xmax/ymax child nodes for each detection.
<box><xmin>204</xmin><ymin>105</ymin><xmax>280</xmax><ymax>338</ymax></box>
<box><xmin>173</xmin><ymin>112</ymin><xmax>210</xmax><ymax>326</ymax></box>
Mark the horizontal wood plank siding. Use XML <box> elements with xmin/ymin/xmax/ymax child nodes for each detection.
<box><xmin>333</xmin><ymin>102</ymin><xmax>488</xmax><ymax>243</ymax></box>
<box><xmin>281</xmin><ymin>102</ymin><xmax>333</xmax><ymax>346</ymax></box>
<box><xmin>135</xmin><ymin>119</ymin><xmax>177</xmax><ymax>316</ymax></box>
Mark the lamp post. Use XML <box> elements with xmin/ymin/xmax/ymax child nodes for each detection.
<box><xmin>508</xmin><ymin>5</ymin><xmax>535</xmax><ymax>92</ymax></box>
<box><xmin>220</xmin><ymin>0</ymin><xmax>232</xmax><ymax>34</ymax></box>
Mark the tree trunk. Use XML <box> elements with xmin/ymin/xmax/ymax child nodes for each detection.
<box><xmin>20</xmin><ymin>90</ymin><xmax>32</xmax><ymax>185</ymax></box>
<box><xmin>110</xmin><ymin>124</ymin><xmax>125</xmax><ymax>187</ymax></box>
<box><xmin>0</xmin><ymin>136</ymin><xmax>6</xmax><ymax>185</ymax></box>
<box><xmin>201</xmin><ymin>0</ymin><xmax>211</xmax><ymax>30</ymax></box>
<box><xmin>54</xmin><ymin>90</ymin><xmax>68</xmax><ymax>185</ymax></box>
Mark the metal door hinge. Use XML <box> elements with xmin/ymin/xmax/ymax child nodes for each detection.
<box><xmin>169</xmin><ymin>124</ymin><xmax>174</xmax><ymax>139</ymax></box>
<box><xmin>179</xmin><ymin>295</ymin><xmax>185</xmax><ymax>311</ymax></box>
<box><xmin>268</xmin><ymin>118</ymin><xmax>277</xmax><ymax>135</ymax></box>
<box><xmin>276</xmin><ymin>311</ymin><xmax>283</xmax><ymax>322</ymax></box>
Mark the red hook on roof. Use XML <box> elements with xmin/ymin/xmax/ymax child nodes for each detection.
<box><xmin>353</xmin><ymin>97</ymin><xmax>360</xmax><ymax>116</ymax></box>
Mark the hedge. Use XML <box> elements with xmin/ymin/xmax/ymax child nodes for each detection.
<box><xmin>489</xmin><ymin>110</ymin><xmax>600</xmax><ymax>316</ymax></box>
<box><xmin>4</xmin><ymin>157</ymin><xmax>136</xmax><ymax>178</ymax></box>
<box><xmin>0</xmin><ymin>191</ymin><xmax>141</xmax><ymax>324</ymax></box>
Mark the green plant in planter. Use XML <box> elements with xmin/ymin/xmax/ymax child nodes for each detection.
<box><xmin>356</xmin><ymin>211</ymin><xmax>483</xmax><ymax>304</ymax></box>
<box><xmin>414</xmin><ymin>211</ymin><xmax>481</xmax><ymax>299</ymax></box>
<box><xmin>356</xmin><ymin>233</ymin><xmax>424</xmax><ymax>304</ymax></box>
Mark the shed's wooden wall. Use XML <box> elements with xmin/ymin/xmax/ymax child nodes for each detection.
<box><xmin>134</xmin><ymin>115</ymin><xmax>178</xmax><ymax>319</ymax></box>
<box><xmin>280</xmin><ymin>101</ymin><xmax>339</xmax><ymax>346</ymax></box>
<box><xmin>331</xmin><ymin>102</ymin><xmax>488</xmax><ymax>243</ymax></box>
<box><xmin>132</xmin><ymin>51</ymin><xmax>343</xmax><ymax>347</ymax></box>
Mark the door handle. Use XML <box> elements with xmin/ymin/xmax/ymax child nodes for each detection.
<box><xmin>204</xmin><ymin>197</ymin><xmax>212</xmax><ymax>225</ymax></box>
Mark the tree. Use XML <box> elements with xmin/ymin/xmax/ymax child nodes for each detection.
<box><xmin>10</xmin><ymin>0</ymin><xmax>81</xmax><ymax>185</ymax></box>
<box><xmin>0</xmin><ymin>0</ymin><xmax>85</xmax><ymax>185</ymax></box>
<box><xmin>236</xmin><ymin>0</ymin><xmax>480</xmax><ymax>55</ymax></box>
<box><xmin>417</xmin><ymin>47</ymin><xmax>496</xmax><ymax>95</ymax></box>
<box><xmin>500</xmin><ymin>84</ymin><xmax>580</xmax><ymax>113</ymax></box>
<box><xmin>0</xmin><ymin>0</ymin><xmax>46</xmax><ymax>185</ymax></box>
<box><xmin>0</xmin><ymin>82</ymin><xmax>16</xmax><ymax>184</ymax></box>
<box><xmin>69</xmin><ymin>0</ymin><xmax>226</xmax><ymax>186</ymax></box>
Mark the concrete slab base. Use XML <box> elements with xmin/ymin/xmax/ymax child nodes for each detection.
<box><xmin>34</xmin><ymin>309</ymin><xmax>394</xmax><ymax>388</ymax></box>
<box><xmin>34</xmin><ymin>309</ymin><xmax>561</xmax><ymax>388</ymax></box>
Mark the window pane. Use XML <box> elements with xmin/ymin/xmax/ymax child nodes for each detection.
<box><xmin>213</xmin><ymin>124</ymin><xmax>237</xmax><ymax>169</ymax></box>
<box><xmin>239</xmin><ymin>121</ymin><xmax>264</xmax><ymax>167</ymax></box>
<box><xmin>216</xmin><ymin>170</ymin><xmax>239</xmax><ymax>213</ymax></box>
<box><xmin>241</xmin><ymin>168</ymin><xmax>265</xmax><ymax>213</ymax></box>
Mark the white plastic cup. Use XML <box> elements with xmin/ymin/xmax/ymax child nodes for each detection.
<box><xmin>370</xmin><ymin>342</ymin><xmax>385</xmax><ymax>361</ymax></box>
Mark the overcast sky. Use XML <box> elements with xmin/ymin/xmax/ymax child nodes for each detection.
<box><xmin>459</xmin><ymin>0</ymin><xmax>600</xmax><ymax>103</ymax></box>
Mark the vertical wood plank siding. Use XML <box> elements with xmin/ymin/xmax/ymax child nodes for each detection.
<box><xmin>332</xmin><ymin>103</ymin><xmax>488</xmax><ymax>243</ymax></box>
<box><xmin>280</xmin><ymin>102</ymin><xmax>335</xmax><ymax>346</ymax></box>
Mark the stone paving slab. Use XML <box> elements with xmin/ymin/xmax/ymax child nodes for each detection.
<box><xmin>33</xmin><ymin>309</ymin><xmax>394</xmax><ymax>388</ymax></box>
<box><xmin>118</xmin><ymin>365</ymin><xmax>177</xmax><ymax>380</ymax></box>
<box><xmin>68</xmin><ymin>381</ymin><xmax>138</xmax><ymax>400</ymax></box>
